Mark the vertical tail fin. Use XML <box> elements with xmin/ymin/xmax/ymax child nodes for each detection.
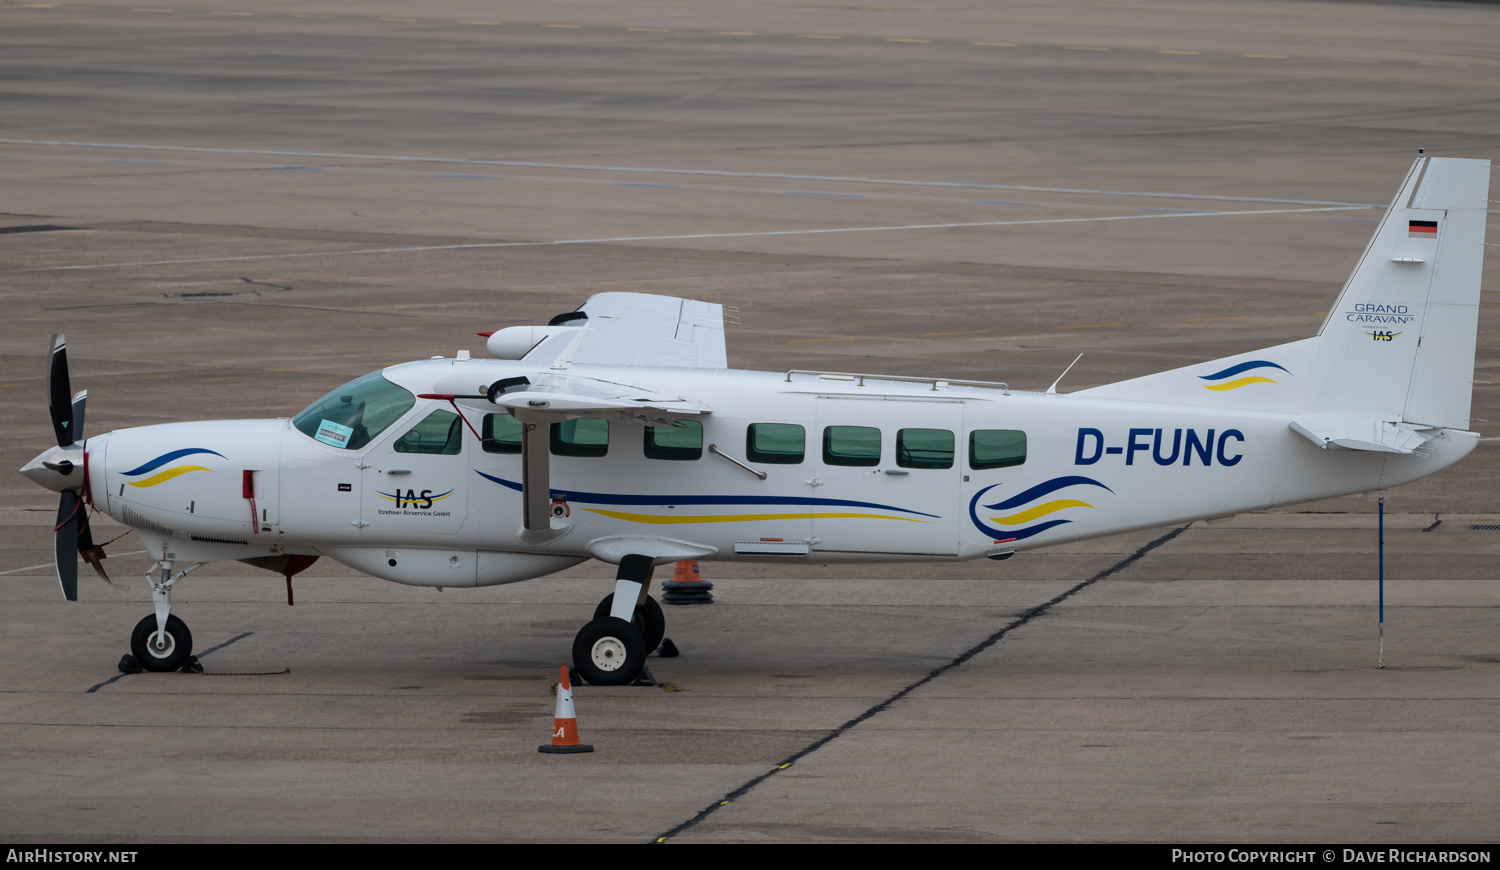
<box><xmin>1307</xmin><ymin>156</ymin><xmax>1490</xmax><ymax>429</ymax></box>
<box><xmin>1078</xmin><ymin>156</ymin><xmax>1491</xmax><ymax>432</ymax></box>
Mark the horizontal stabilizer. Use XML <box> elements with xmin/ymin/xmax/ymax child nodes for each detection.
<box><xmin>1289</xmin><ymin>415</ymin><xmax>1434</xmax><ymax>454</ymax></box>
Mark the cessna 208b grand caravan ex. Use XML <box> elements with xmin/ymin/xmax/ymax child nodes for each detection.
<box><xmin>20</xmin><ymin>156</ymin><xmax>1492</xmax><ymax>686</ymax></box>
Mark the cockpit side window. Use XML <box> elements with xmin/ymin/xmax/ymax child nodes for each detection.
<box><xmin>394</xmin><ymin>409</ymin><xmax>464</xmax><ymax>455</ymax></box>
<box><xmin>292</xmin><ymin>372</ymin><xmax>416</xmax><ymax>450</ymax></box>
<box><xmin>482</xmin><ymin>413</ymin><xmax>523</xmax><ymax>454</ymax></box>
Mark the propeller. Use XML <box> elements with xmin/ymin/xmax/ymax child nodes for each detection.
<box><xmin>36</xmin><ymin>334</ymin><xmax>109</xmax><ymax>601</ymax></box>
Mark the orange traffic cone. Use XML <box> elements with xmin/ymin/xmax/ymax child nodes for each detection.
<box><xmin>661</xmin><ymin>560</ymin><xmax>714</xmax><ymax>605</ymax></box>
<box><xmin>538</xmin><ymin>664</ymin><xmax>593</xmax><ymax>754</ymax></box>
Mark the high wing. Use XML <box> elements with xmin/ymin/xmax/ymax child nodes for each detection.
<box><xmin>433</xmin><ymin>371</ymin><xmax>711</xmax><ymax>426</ymax></box>
<box><xmin>524</xmin><ymin>292</ymin><xmax>728</xmax><ymax>370</ymax></box>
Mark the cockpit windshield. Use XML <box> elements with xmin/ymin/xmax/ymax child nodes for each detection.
<box><xmin>291</xmin><ymin>372</ymin><xmax>416</xmax><ymax>450</ymax></box>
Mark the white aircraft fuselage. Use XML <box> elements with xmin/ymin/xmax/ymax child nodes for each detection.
<box><xmin>77</xmin><ymin>359</ymin><xmax>1476</xmax><ymax>586</ymax></box>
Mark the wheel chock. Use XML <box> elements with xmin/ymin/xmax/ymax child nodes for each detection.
<box><xmin>117</xmin><ymin>654</ymin><xmax>143</xmax><ymax>675</ymax></box>
<box><xmin>657</xmin><ymin>638</ymin><xmax>680</xmax><ymax>658</ymax></box>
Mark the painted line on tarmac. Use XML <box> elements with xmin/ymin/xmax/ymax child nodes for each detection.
<box><xmin>195</xmin><ymin>631</ymin><xmax>255</xmax><ymax>659</ymax></box>
<box><xmin>651</xmin><ymin>524</ymin><xmax>1191</xmax><ymax>843</ymax></box>
<box><xmin>1</xmin><ymin>206</ymin><xmax>1369</xmax><ymax>274</ymax></box>
<box><xmin>1</xmin><ymin>550</ymin><xmax>148</xmax><ymax>576</ymax></box>
<box><xmin>0</xmin><ymin>138</ymin><xmax>1385</xmax><ymax>208</ymax></box>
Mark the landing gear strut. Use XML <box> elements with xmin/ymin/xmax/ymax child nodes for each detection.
<box><xmin>130</xmin><ymin>559</ymin><xmax>201</xmax><ymax>672</ymax></box>
<box><xmin>571</xmin><ymin>554</ymin><xmax>660</xmax><ymax>686</ymax></box>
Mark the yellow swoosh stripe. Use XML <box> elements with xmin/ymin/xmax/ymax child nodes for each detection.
<box><xmin>126</xmin><ymin>465</ymin><xmax>213</xmax><ymax>487</ymax></box>
<box><xmin>1203</xmin><ymin>376</ymin><xmax>1277</xmax><ymax>391</ymax></box>
<box><xmin>990</xmin><ymin>499</ymin><xmax>1094</xmax><ymax>525</ymax></box>
<box><xmin>585</xmin><ymin>509</ymin><xmax>928</xmax><ymax>525</ymax></box>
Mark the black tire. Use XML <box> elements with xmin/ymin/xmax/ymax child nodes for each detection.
<box><xmin>571</xmin><ymin>617</ymin><xmax>646</xmax><ymax>687</ymax></box>
<box><xmin>593</xmin><ymin>593</ymin><xmax>666</xmax><ymax>654</ymax></box>
<box><xmin>130</xmin><ymin>614</ymin><xmax>193</xmax><ymax>673</ymax></box>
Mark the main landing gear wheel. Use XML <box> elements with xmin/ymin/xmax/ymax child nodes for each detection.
<box><xmin>592</xmin><ymin>593</ymin><xmax>665</xmax><ymax>654</ymax></box>
<box><xmin>130</xmin><ymin>614</ymin><xmax>193</xmax><ymax>672</ymax></box>
<box><xmin>571</xmin><ymin>617</ymin><xmax>647</xmax><ymax>687</ymax></box>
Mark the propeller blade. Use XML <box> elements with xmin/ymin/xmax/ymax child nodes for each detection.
<box><xmin>71</xmin><ymin>389</ymin><xmax>87</xmax><ymax>442</ymax></box>
<box><xmin>47</xmin><ymin>334</ymin><xmax>74</xmax><ymax>447</ymax></box>
<box><xmin>55</xmin><ymin>490</ymin><xmax>79</xmax><ymax>601</ymax></box>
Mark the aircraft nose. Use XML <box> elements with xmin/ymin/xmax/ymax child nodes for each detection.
<box><xmin>18</xmin><ymin>444</ymin><xmax>83</xmax><ymax>493</ymax></box>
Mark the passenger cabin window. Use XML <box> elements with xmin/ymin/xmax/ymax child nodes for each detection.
<box><xmin>482</xmin><ymin>414</ymin><xmax>523</xmax><ymax>454</ymax></box>
<box><xmin>969</xmin><ymin>429</ymin><xmax>1027</xmax><ymax>469</ymax></box>
<box><xmin>644</xmin><ymin>420</ymin><xmax>703</xmax><ymax>461</ymax></box>
<box><xmin>551</xmin><ymin>419</ymin><xmax>609</xmax><ymax>457</ymax></box>
<box><xmin>897</xmin><ymin>428</ymin><xmax>954</xmax><ymax>469</ymax></box>
<box><xmin>823</xmin><ymin>425</ymin><xmax>881</xmax><ymax>467</ymax></box>
<box><xmin>394</xmin><ymin>409</ymin><xmax>463</xmax><ymax>455</ymax></box>
<box><xmin>292</xmin><ymin>371</ymin><xmax>416</xmax><ymax>450</ymax></box>
<box><xmin>746</xmin><ymin>423</ymin><xmax>805</xmax><ymax>464</ymax></box>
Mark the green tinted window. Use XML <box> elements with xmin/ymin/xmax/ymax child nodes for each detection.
<box><xmin>970</xmin><ymin>430</ymin><xmax>1026</xmax><ymax>469</ymax></box>
<box><xmin>823</xmin><ymin>426</ymin><xmax>880</xmax><ymax>467</ymax></box>
<box><xmin>746</xmin><ymin>423</ymin><xmax>804</xmax><ymax>464</ymax></box>
<box><xmin>551</xmin><ymin>419</ymin><xmax>608</xmax><ymax>457</ymax></box>
<box><xmin>482</xmin><ymin>414</ymin><xmax>523</xmax><ymax>454</ymax></box>
<box><xmin>645</xmin><ymin>420</ymin><xmax>702</xmax><ymax>461</ymax></box>
<box><xmin>394</xmin><ymin>409</ymin><xmax>463</xmax><ymax>455</ymax></box>
<box><xmin>897</xmin><ymin>428</ymin><xmax>954</xmax><ymax>469</ymax></box>
<box><xmin>292</xmin><ymin>371</ymin><xmax>416</xmax><ymax>450</ymax></box>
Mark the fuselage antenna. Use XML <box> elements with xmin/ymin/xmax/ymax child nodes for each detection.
<box><xmin>1046</xmin><ymin>353</ymin><xmax>1084</xmax><ymax>395</ymax></box>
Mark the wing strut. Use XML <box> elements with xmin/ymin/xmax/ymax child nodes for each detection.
<box><xmin>521</xmin><ymin>419</ymin><xmax>552</xmax><ymax>534</ymax></box>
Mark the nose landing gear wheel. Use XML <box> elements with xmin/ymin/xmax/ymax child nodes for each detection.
<box><xmin>129</xmin><ymin>614</ymin><xmax>193</xmax><ymax>672</ymax></box>
<box><xmin>592</xmin><ymin>593</ymin><xmax>666</xmax><ymax>654</ymax></box>
<box><xmin>571</xmin><ymin>617</ymin><xmax>646</xmax><ymax>687</ymax></box>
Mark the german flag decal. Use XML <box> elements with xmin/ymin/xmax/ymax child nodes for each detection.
<box><xmin>1409</xmin><ymin>220</ymin><xmax>1438</xmax><ymax>239</ymax></box>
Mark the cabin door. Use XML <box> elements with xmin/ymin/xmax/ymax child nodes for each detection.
<box><xmin>810</xmin><ymin>397</ymin><xmax>962</xmax><ymax>556</ymax></box>
<box><xmin>361</xmin><ymin>405</ymin><xmax>470</xmax><ymax>539</ymax></box>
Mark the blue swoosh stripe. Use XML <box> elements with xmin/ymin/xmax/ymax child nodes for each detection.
<box><xmin>1199</xmin><ymin>360</ymin><xmax>1290</xmax><ymax>381</ymax></box>
<box><xmin>475</xmin><ymin>471</ymin><xmax>940</xmax><ymax>518</ymax></box>
<box><xmin>984</xmin><ymin>475</ymin><xmax>1113</xmax><ymax>511</ymax></box>
<box><xmin>121</xmin><ymin>448</ymin><xmax>226</xmax><ymax>477</ymax></box>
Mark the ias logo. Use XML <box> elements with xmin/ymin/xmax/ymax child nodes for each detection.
<box><xmin>378</xmin><ymin>488</ymin><xmax>454</xmax><ymax>510</ymax></box>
